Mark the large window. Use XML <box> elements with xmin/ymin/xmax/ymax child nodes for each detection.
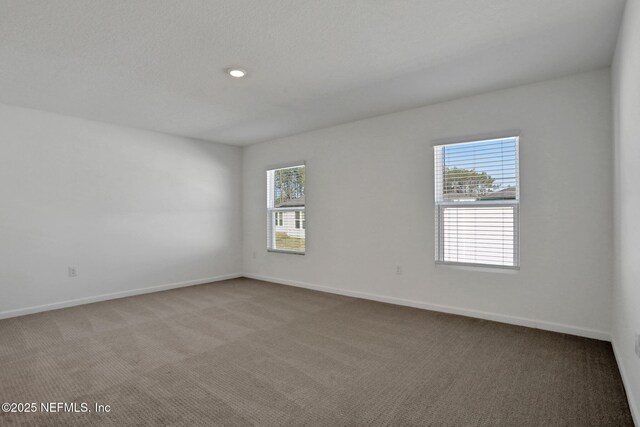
<box><xmin>434</xmin><ymin>137</ymin><xmax>519</xmax><ymax>268</ymax></box>
<box><xmin>267</xmin><ymin>164</ymin><xmax>305</xmax><ymax>253</ymax></box>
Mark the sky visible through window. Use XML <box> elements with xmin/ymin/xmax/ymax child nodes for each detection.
<box><xmin>443</xmin><ymin>137</ymin><xmax>518</xmax><ymax>198</ymax></box>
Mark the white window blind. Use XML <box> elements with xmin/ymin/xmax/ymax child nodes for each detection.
<box><xmin>434</xmin><ymin>137</ymin><xmax>519</xmax><ymax>268</ymax></box>
<box><xmin>267</xmin><ymin>164</ymin><xmax>305</xmax><ymax>253</ymax></box>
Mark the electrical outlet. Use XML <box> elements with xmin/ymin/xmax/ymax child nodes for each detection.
<box><xmin>68</xmin><ymin>267</ymin><xmax>77</xmax><ymax>278</ymax></box>
<box><xmin>635</xmin><ymin>333</ymin><xmax>640</xmax><ymax>358</ymax></box>
<box><xmin>395</xmin><ymin>264</ymin><xmax>402</xmax><ymax>275</ymax></box>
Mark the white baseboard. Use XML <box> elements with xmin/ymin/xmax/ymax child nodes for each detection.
<box><xmin>612</xmin><ymin>340</ymin><xmax>639</xmax><ymax>426</ymax></box>
<box><xmin>243</xmin><ymin>273</ymin><xmax>611</xmax><ymax>342</ymax></box>
<box><xmin>0</xmin><ymin>271</ymin><xmax>612</xmax><ymax>342</ymax></box>
<box><xmin>0</xmin><ymin>273</ymin><xmax>242</xmax><ymax>320</ymax></box>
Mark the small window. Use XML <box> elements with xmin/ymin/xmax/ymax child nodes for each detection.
<box><xmin>267</xmin><ymin>164</ymin><xmax>305</xmax><ymax>253</ymax></box>
<box><xmin>274</xmin><ymin>212</ymin><xmax>283</xmax><ymax>227</ymax></box>
<box><xmin>434</xmin><ymin>137</ymin><xmax>519</xmax><ymax>268</ymax></box>
<box><xmin>295</xmin><ymin>211</ymin><xmax>305</xmax><ymax>229</ymax></box>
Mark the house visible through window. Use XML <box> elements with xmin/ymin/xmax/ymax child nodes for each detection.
<box><xmin>434</xmin><ymin>137</ymin><xmax>519</xmax><ymax>268</ymax></box>
<box><xmin>267</xmin><ymin>164</ymin><xmax>305</xmax><ymax>253</ymax></box>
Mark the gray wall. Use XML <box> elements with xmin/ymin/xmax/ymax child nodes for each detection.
<box><xmin>612</xmin><ymin>0</ymin><xmax>640</xmax><ymax>421</ymax></box>
<box><xmin>243</xmin><ymin>69</ymin><xmax>613</xmax><ymax>340</ymax></box>
<box><xmin>0</xmin><ymin>104</ymin><xmax>243</xmax><ymax>317</ymax></box>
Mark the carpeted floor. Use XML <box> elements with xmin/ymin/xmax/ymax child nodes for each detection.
<box><xmin>0</xmin><ymin>278</ymin><xmax>633</xmax><ymax>426</ymax></box>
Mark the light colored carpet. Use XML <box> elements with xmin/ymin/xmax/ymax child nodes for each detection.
<box><xmin>0</xmin><ymin>278</ymin><xmax>633</xmax><ymax>426</ymax></box>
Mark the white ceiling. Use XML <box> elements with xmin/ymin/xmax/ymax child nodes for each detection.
<box><xmin>0</xmin><ymin>0</ymin><xmax>625</xmax><ymax>145</ymax></box>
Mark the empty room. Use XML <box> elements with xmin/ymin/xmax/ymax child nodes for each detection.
<box><xmin>1</xmin><ymin>0</ymin><xmax>639</xmax><ymax>425</ymax></box>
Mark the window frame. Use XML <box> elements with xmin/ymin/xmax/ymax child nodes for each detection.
<box><xmin>266</xmin><ymin>162</ymin><xmax>306</xmax><ymax>255</ymax></box>
<box><xmin>434</xmin><ymin>135</ymin><xmax>520</xmax><ymax>270</ymax></box>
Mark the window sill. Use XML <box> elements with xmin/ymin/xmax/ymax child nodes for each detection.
<box><xmin>267</xmin><ymin>249</ymin><xmax>305</xmax><ymax>255</ymax></box>
<box><xmin>435</xmin><ymin>262</ymin><xmax>519</xmax><ymax>274</ymax></box>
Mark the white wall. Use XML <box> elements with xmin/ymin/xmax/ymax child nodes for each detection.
<box><xmin>243</xmin><ymin>69</ymin><xmax>613</xmax><ymax>340</ymax></box>
<box><xmin>0</xmin><ymin>104</ymin><xmax>242</xmax><ymax>317</ymax></box>
<box><xmin>612</xmin><ymin>0</ymin><xmax>640</xmax><ymax>421</ymax></box>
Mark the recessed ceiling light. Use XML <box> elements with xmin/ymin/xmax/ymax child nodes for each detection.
<box><xmin>226</xmin><ymin>68</ymin><xmax>247</xmax><ymax>78</ymax></box>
